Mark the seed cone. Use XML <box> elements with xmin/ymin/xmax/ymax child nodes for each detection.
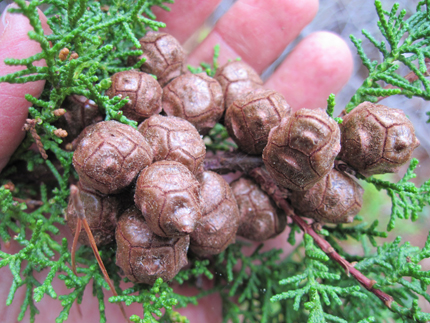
<box><xmin>230</xmin><ymin>177</ymin><xmax>287</xmax><ymax>241</ymax></box>
<box><xmin>339</xmin><ymin>102</ymin><xmax>420</xmax><ymax>176</ymax></box>
<box><xmin>263</xmin><ymin>108</ymin><xmax>341</xmax><ymax>191</ymax></box>
<box><xmin>225</xmin><ymin>88</ymin><xmax>291</xmax><ymax>154</ymax></box>
<box><xmin>138</xmin><ymin>115</ymin><xmax>206</xmax><ymax>174</ymax></box>
<box><xmin>162</xmin><ymin>73</ymin><xmax>224</xmax><ymax>135</ymax></box>
<box><xmin>290</xmin><ymin>169</ymin><xmax>364</xmax><ymax>223</ymax></box>
<box><xmin>190</xmin><ymin>171</ymin><xmax>240</xmax><ymax>256</ymax></box>
<box><xmin>115</xmin><ymin>206</ymin><xmax>189</xmax><ymax>285</ymax></box>
<box><xmin>214</xmin><ymin>60</ymin><xmax>263</xmax><ymax>109</ymax></box>
<box><xmin>134</xmin><ymin>161</ymin><xmax>202</xmax><ymax>237</ymax></box>
<box><xmin>128</xmin><ymin>32</ymin><xmax>185</xmax><ymax>86</ymax></box>
<box><xmin>73</xmin><ymin>121</ymin><xmax>153</xmax><ymax>194</ymax></box>
<box><xmin>106</xmin><ymin>70</ymin><xmax>162</xmax><ymax>122</ymax></box>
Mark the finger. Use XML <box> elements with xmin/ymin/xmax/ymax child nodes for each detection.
<box><xmin>151</xmin><ymin>0</ymin><xmax>223</xmax><ymax>44</ymax></box>
<box><xmin>187</xmin><ymin>0</ymin><xmax>319</xmax><ymax>74</ymax></box>
<box><xmin>173</xmin><ymin>279</ymin><xmax>223</xmax><ymax>323</ymax></box>
<box><xmin>0</xmin><ymin>4</ymin><xmax>50</xmax><ymax>172</ymax></box>
<box><xmin>264</xmin><ymin>31</ymin><xmax>354</xmax><ymax>111</ymax></box>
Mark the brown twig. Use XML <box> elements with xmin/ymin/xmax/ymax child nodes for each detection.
<box><xmin>203</xmin><ymin>151</ymin><xmax>264</xmax><ymax>174</ymax></box>
<box><xmin>248</xmin><ymin>167</ymin><xmax>394</xmax><ymax>309</ymax></box>
<box><xmin>12</xmin><ymin>198</ymin><xmax>44</xmax><ymax>208</ymax></box>
<box><xmin>22</xmin><ymin>119</ymin><xmax>48</xmax><ymax>159</ymax></box>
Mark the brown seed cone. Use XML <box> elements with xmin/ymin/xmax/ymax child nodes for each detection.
<box><xmin>162</xmin><ymin>73</ymin><xmax>224</xmax><ymax>135</ymax></box>
<box><xmin>214</xmin><ymin>60</ymin><xmax>263</xmax><ymax>110</ymax></box>
<box><xmin>138</xmin><ymin>115</ymin><xmax>206</xmax><ymax>175</ymax></box>
<box><xmin>66</xmin><ymin>181</ymin><xmax>120</xmax><ymax>246</ymax></box>
<box><xmin>230</xmin><ymin>177</ymin><xmax>287</xmax><ymax>241</ymax></box>
<box><xmin>128</xmin><ymin>32</ymin><xmax>185</xmax><ymax>87</ymax></box>
<box><xmin>225</xmin><ymin>89</ymin><xmax>291</xmax><ymax>154</ymax></box>
<box><xmin>115</xmin><ymin>206</ymin><xmax>189</xmax><ymax>285</ymax></box>
<box><xmin>339</xmin><ymin>102</ymin><xmax>420</xmax><ymax>176</ymax></box>
<box><xmin>134</xmin><ymin>161</ymin><xmax>202</xmax><ymax>237</ymax></box>
<box><xmin>190</xmin><ymin>171</ymin><xmax>240</xmax><ymax>256</ymax></box>
<box><xmin>105</xmin><ymin>70</ymin><xmax>162</xmax><ymax>122</ymax></box>
<box><xmin>263</xmin><ymin>108</ymin><xmax>341</xmax><ymax>191</ymax></box>
<box><xmin>290</xmin><ymin>169</ymin><xmax>364</xmax><ymax>223</ymax></box>
<box><xmin>57</xmin><ymin>95</ymin><xmax>103</xmax><ymax>142</ymax></box>
<box><xmin>73</xmin><ymin>121</ymin><xmax>153</xmax><ymax>194</ymax></box>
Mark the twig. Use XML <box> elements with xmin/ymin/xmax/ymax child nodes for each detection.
<box><xmin>203</xmin><ymin>151</ymin><xmax>264</xmax><ymax>174</ymax></box>
<box><xmin>22</xmin><ymin>119</ymin><xmax>48</xmax><ymax>159</ymax></box>
<box><xmin>12</xmin><ymin>198</ymin><xmax>44</xmax><ymax>208</ymax></box>
<box><xmin>248</xmin><ymin>167</ymin><xmax>394</xmax><ymax>309</ymax></box>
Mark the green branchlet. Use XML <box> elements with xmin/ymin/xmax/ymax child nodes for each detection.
<box><xmin>326</xmin><ymin>93</ymin><xmax>343</xmax><ymax>124</ymax></box>
<box><xmin>188</xmin><ymin>43</ymin><xmax>220</xmax><ymax>76</ymax></box>
<box><xmin>354</xmin><ymin>235</ymin><xmax>430</xmax><ymax>322</ymax></box>
<box><xmin>271</xmin><ymin>235</ymin><xmax>367</xmax><ymax>323</ymax></box>
<box><xmin>362</xmin><ymin>158</ymin><xmax>430</xmax><ymax>231</ymax></box>
<box><xmin>346</xmin><ymin>0</ymin><xmax>430</xmax><ymax>119</ymax></box>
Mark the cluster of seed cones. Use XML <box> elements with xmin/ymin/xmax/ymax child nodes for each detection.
<box><xmin>64</xmin><ymin>31</ymin><xmax>420</xmax><ymax>285</ymax></box>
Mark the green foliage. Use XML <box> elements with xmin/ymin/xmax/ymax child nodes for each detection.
<box><xmin>362</xmin><ymin>158</ymin><xmax>430</xmax><ymax>231</ymax></box>
<box><xmin>187</xmin><ymin>43</ymin><xmax>220</xmax><ymax>76</ymax></box>
<box><xmin>213</xmin><ymin>242</ymin><xmax>287</xmax><ymax>323</ymax></box>
<box><xmin>347</xmin><ymin>0</ymin><xmax>430</xmax><ymax>116</ymax></box>
<box><xmin>110</xmin><ymin>278</ymin><xmax>189</xmax><ymax>323</ymax></box>
<box><xmin>355</xmin><ymin>234</ymin><xmax>430</xmax><ymax>322</ymax></box>
<box><xmin>271</xmin><ymin>235</ymin><xmax>367</xmax><ymax>323</ymax></box>
<box><xmin>322</xmin><ymin>217</ymin><xmax>388</xmax><ymax>260</ymax></box>
<box><xmin>204</xmin><ymin>123</ymin><xmax>238</xmax><ymax>152</ymax></box>
<box><xmin>326</xmin><ymin>93</ymin><xmax>343</xmax><ymax>124</ymax></box>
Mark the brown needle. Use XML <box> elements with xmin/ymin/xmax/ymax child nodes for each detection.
<box><xmin>69</xmin><ymin>185</ymin><xmax>129</xmax><ymax>322</ymax></box>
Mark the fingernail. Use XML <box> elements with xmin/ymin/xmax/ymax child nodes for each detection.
<box><xmin>0</xmin><ymin>4</ymin><xmax>11</xmax><ymax>39</ymax></box>
<box><xmin>0</xmin><ymin>3</ymin><xmax>17</xmax><ymax>40</ymax></box>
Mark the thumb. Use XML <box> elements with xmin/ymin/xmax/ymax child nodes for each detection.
<box><xmin>0</xmin><ymin>3</ymin><xmax>51</xmax><ymax>172</ymax></box>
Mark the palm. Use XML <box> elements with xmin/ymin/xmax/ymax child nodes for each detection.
<box><xmin>0</xmin><ymin>0</ymin><xmax>352</xmax><ymax>322</ymax></box>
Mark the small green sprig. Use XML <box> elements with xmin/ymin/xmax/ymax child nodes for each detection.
<box><xmin>110</xmin><ymin>278</ymin><xmax>188</xmax><ymax>323</ymax></box>
<box><xmin>188</xmin><ymin>44</ymin><xmax>220</xmax><ymax>76</ymax></box>
<box><xmin>324</xmin><ymin>218</ymin><xmax>388</xmax><ymax>250</ymax></box>
<box><xmin>326</xmin><ymin>94</ymin><xmax>343</xmax><ymax>124</ymax></box>
<box><xmin>271</xmin><ymin>235</ymin><xmax>367</xmax><ymax>323</ymax></box>
<box><xmin>204</xmin><ymin>123</ymin><xmax>238</xmax><ymax>152</ymax></box>
<box><xmin>362</xmin><ymin>158</ymin><xmax>430</xmax><ymax>231</ymax></box>
<box><xmin>347</xmin><ymin>0</ymin><xmax>430</xmax><ymax>117</ymax></box>
<box><xmin>354</xmin><ymin>234</ymin><xmax>430</xmax><ymax>322</ymax></box>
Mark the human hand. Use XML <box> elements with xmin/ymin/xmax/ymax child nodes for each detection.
<box><xmin>0</xmin><ymin>0</ymin><xmax>353</xmax><ymax>322</ymax></box>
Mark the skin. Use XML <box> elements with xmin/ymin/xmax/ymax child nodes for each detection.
<box><xmin>0</xmin><ymin>0</ymin><xmax>353</xmax><ymax>322</ymax></box>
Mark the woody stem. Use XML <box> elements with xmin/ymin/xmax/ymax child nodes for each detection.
<box><xmin>248</xmin><ymin>167</ymin><xmax>395</xmax><ymax>310</ymax></box>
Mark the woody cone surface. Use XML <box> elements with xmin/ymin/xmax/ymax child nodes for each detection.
<box><xmin>215</xmin><ymin>60</ymin><xmax>263</xmax><ymax>110</ymax></box>
<box><xmin>106</xmin><ymin>70</ymin><xmax>162</xmax><ymax>122</ymax></box>
<box><xmin>225</xmin><ymin>88</ymin><xmax>291</xmax><ymax>154</ymax></box>
<box><xmin>190</xmin><ymin>171</ymin><xmax>240</xmax><ymax>256</ymax></box>
<box><xmin>73</xmin><ymin>121</ymin><xmax>153</xmax><ymax>194</ymax></box>
<box><xmin>290</xmin><ymin>169</ymin><xmax>364</xmax><ymax>223</ymax></box>
<box><xmin>231</xmin><ymin>177</ymin><xmax>287</xmax><ymax>241</ymax></box>
<box><xmin>134</xmin><ymin>161</ymin><xmax>202</xmax><ymax>237</ymax></box>
<box><xmin>128</xmin><ymin>32</ymin><xmax>185</xmax><ymax>87</ymax></box>
<box><xmin>263</xmin><ymin>108</ymin><xmax>341</xmax><ymax>191</ymax></box>
<box><xmin>339</xmin><ymin>102</ymin><xmax>420</xmax><ymax>176</ymax></box>
<box><xmin>162</xmin><ymin>73</ymin><xmax>224</xmax><ymax>135</ymax></box>
<box><xmin>116</xmin><ymin>206</ymin><xmax>189</xmax><ymax>285</ymax></box>
<box><xmin>138</xmin><ymin>115</ymin><xmax>206</xmax><ymax>175</ymax></box>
